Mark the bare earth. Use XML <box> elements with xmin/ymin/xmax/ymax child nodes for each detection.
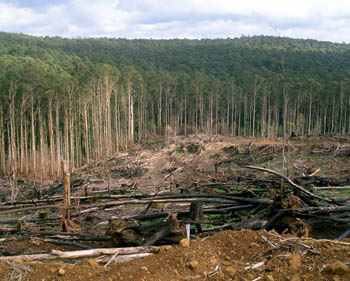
<box><xmin>0</xmin><ymin>135</ymin><xmax>350</xmax><ymax>280</ymax></box>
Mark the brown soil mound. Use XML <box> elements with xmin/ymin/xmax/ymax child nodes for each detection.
<box><xmin>0</xmin><ymin>230</ymin><xmax>349</xmax><ymax>281</ymax></box>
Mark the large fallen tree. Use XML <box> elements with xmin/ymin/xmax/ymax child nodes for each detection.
<box><xmin>0</xmin><ymin>246</ymin><xmax>158</xmax><ymax>262</ymax></box>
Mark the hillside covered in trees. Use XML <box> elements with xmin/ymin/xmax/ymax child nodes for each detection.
<box><xmin>1</xmin><ymin>32</ymin><xmax>350</xmax><ymax>180</ymax></box>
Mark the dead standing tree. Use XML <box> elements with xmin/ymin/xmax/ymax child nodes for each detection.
<box><xmin>61</xmin><ymin>160</ymin><xmax>74</xmax><ymax>232</ymax></box>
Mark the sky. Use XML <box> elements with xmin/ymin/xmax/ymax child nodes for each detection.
<box><xmin>0</xmin><ymin>0</ymin><xmax>350</xmax><ymax>42</ymax></box>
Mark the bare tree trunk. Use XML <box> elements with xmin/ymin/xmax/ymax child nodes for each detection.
<box><xmin>252</xmin><ymin>77</ymin><xmax>257</xmax><ymax>137</ymax></box>
<box><xmin>128</xmin><ymin>78</ymin><xmax>134</xmax><ymax>143</ymax></box>
<box><xmin>0</xmin><ymin>104</ymin><xmax>5</xmax><ymax>175</ymax></box>
<box><xmin>38</xmin><ymin>107</ymin><xmax>45</xmax><ymax>182</ymax></box>
<box><xmin>83</xmin><ymin>101</ymin><xmax>90</xmax><ymax>163</ymax></box>
<box><xmin>308</xmin><ymin>92</ymin><xmax>313</xmax><ymax>135</ymax></box>
<box><xmin>9</xmin><ymin>84</ymin><xmax>18</xmax><ymax>201</ymax></box>
<box><xmin>158</xmin><ymin>81</ymin><xmax>162</xmax><ymax>135</ymax></box>
<box><xmin>31</xmin><ymin>93</ymin><xmax>37</xmax><ymax>181</ymax></box>
<box><xmin>19</xmin><ymin>97</ymin><xmax>26</xmax><ymax>175</ymax></box>
<box><xmin>55</xmin><ymin>98</ymin><xmax>61</xmax><ymax>177</ymax></box>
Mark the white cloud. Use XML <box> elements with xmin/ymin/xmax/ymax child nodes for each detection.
<box><xmin>0</xmin><ymin>3</ymin><xmax>36</xmax><ymax>27</ymax></box>
<box><xmin>0</xmin><ymin>0</ymin><xmax>349</xmax><ymax>42</ymax></box>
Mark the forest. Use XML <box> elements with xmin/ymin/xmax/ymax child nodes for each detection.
<box><xmin>1</xmin><ymin>32</ymin><xmax>350</xmax><ymax>180</ymax></box>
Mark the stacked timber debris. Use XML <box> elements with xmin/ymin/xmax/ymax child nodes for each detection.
<box><xmin>0</xmin><ymin>166</ymin><xmax>349</xmax><ymax>254</ymax></box>
<box><xmin>0</xmin><ymin>138</ymin><xmax>349</xmax><ymax>264</ymax></box>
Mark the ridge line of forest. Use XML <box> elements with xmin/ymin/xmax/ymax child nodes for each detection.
<box><xmin>0</xmin><ymin>33</ymin><xmax>349</xmax><ymax>181</ymax></box>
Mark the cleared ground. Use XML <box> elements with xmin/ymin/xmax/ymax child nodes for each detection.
<box><xmin>0</xmin><ymin>135</ymin><xmax>349</xmax><ymax>280</ymax></box>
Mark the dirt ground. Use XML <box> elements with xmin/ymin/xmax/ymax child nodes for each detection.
<box><xmin>0</xmin><ymin>135</ymin><xmax>350</xmax><ymax>280</ymax></box>
<box><xmin>73</xmin><ymin>135</ymin><xmax>350</xmax><ymax>191</ymax></box>
<box><xmin>2</xmin><ymin>135</ymin><xmax>350</xmax><ymax>201</ymax></box>
<box><xmin>0</xmin><ymin>229</ymin><xmax>349</xmax><ymax>281</ymax></box>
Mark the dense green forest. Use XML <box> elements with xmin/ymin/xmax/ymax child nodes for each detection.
<box><xmin>0</xmin><ymin>32</ymin><xmax>350</xmax><ymax>181</ymax></box>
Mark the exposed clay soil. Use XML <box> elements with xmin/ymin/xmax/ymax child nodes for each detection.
<box><xmin>0</xmin><ymin>230</ymin><xmax>349</xmax><ymax>281</ymax></box>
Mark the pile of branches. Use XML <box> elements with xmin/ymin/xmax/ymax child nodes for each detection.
<box><xmin>0</xmin><ymin>166</ymin><xmax>349</xmax><ymax>258</ymax></box>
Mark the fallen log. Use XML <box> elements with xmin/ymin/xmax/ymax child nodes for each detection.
<box><xmin>282</xmin><ymin>205</ymin><xmax>350</xmax><ymax>215</ymax></box>
<box><xmin>314</xmin><ymin>186</ymin><xmax>350</xmax><ymax>191</ymax></box>
<box><xmin>337</xmin><ymin>228</ymin><xmax>350</xmax><ymax>240</ymax></box>
<box><xmin>204</xmin><ymin>204</ymin><xmax>255</xmax><ymax>214</ymax></box>
<box><xmin>32</xmin><ymin>237</ymin><xmax>91</xmax><ymax>249</ymax></box>
<box><xmin>244</xmin><ymin>165</ymin><xmax>335</xmax><ymax>204</ymax></box>
<box><xmin>0</xmin><ymin>246</ymin><xmax>159</xmax><ymax>261</ymax></box>
<box><xmin>100</xmin><ymin>204</ymin><xmax>254</xmax><ymax>222</ymax></box>
<box><xmin>0</xmin><ymin>227</ymin><xmax>17</xmax><ymax>233</ymax></box>
<box><xmin>149</xmin><ymin>193</ymin><xmax>273</xmax><ymax>205</ymax></box>
<box><xmin>92</xmin><ymin>198</ymin><xmax>257</xmax><ymax>211</ymax></box>
<box><xmin>1</xmin><ymin>192</ymin><xmax>272</xmax><ymax>216</ymax></box>
<box><xmin>0</xmin><ymin>193</ymin><xmax>150</xmax><ymax>207</ymax></box>
<box><xmin>105</xmin><ymin>253</ymin><xmax>152</xmax><ymax>264</ymax></box>
<box><xmin>16</xmin><ymin>231</ymin><xmax>112</xmax><ymax>241</ymax></box>
<box><xmin>265</xmin><ymin>205</ymin><xmax>350</xmax><ymax>232</ymax></box>
<box><xmin>280</xmin><ymin>237</ymin><xmax>350</xmax><ymax>246</ymax></box>
<box><xmin>0</xmin><ymin>204</ymin><xmax>59</xmax><ymax>215</ymax></box>
<box><xmin>50</xmin><ymin>246</ymin><xmax>157</xmax><ymax>259</ymax></box>
<box><xmin>204</xmin><ymin>219</ymin><xmax>267</xmax><ymax>232</ymax></box>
